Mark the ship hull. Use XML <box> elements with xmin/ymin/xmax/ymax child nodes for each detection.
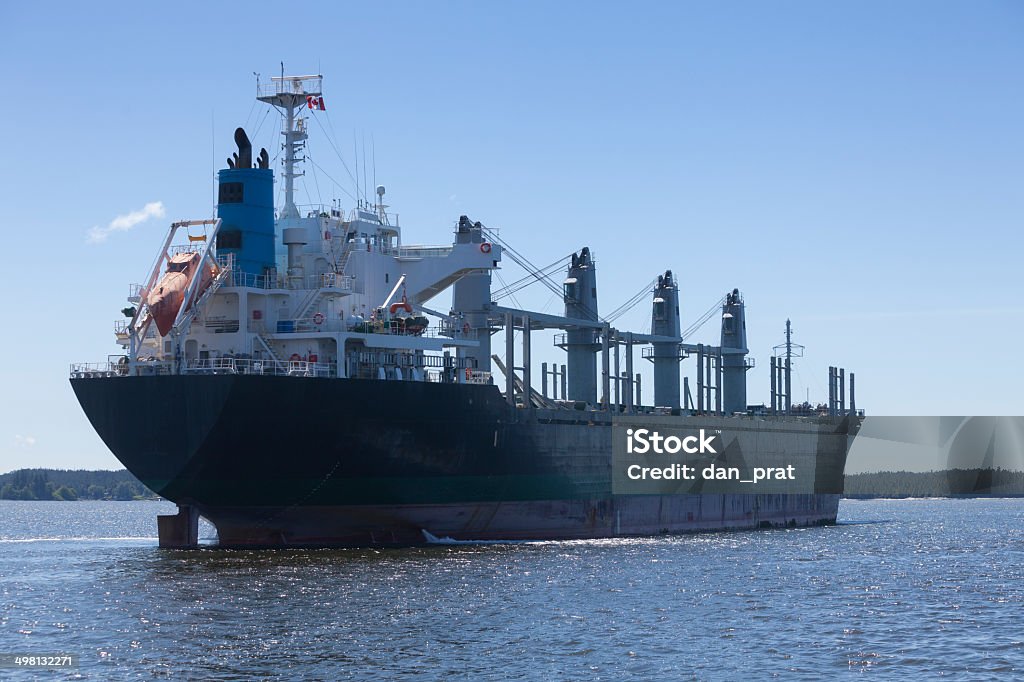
<box><xmin>71</xmin><ymin>375</ymin><xmax>854</xmax><ymax>547</ymax></box>
<box><xmin>207</xmin><ymin>495</ymin><xmax>841</xmax><ymax>546</ymax></box>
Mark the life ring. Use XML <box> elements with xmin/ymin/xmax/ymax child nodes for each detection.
<box><xmin>313</xmin><ymin>312</ymin><xmax>325</xmax><ymax>326</ymax></box>
<box><xmin>290</xmin><ymin>353</ymin><xmax>302</xmax><ymax>362</ymax></box>
<box><xmin>465</xmin><ymin>368</ymin><xmax>471</xmax><ymax>380</ymax></box>
<box><xmin>480</xmin><ymin>242</ymin><xmax>492</xmax><ymax>254</ymax></box>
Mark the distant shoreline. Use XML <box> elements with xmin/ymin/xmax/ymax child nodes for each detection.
<box><xmin>0</xmin><ymin>468</ymin><xmax>157</xmax><ymax>501</ymax></box>
<box><xmin>843</xmin><ymin>493</ymin><xmax>1024</xmax><ymax>500</ymax></box>
<box><xmin>3</xmin><ymin>467</ymin><xmax>1022</xmax><ymax>501</ymax></box>
<box><xmin>844</xmin><ymin>468</ymin><xmax>1024</xmax><ymax>498</ymax></box>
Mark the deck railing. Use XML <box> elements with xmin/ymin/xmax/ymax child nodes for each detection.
<box><xmin>397</xmin><ymin>245</ymin><xmax>453</xmax><ymax>258</ymax></box>
<box><xmin>70</xmin><ymin>358</ymin><xmax>336</xmax><ymax>378</ymax></box>
<box><xmin>217</xmin><ymin>260</ymin><xmax>355</xmax><ymax>292</ymax></box>
<box><xmin>181</xmin><ymin>357</ymin><xmax>337</xmax><ymax>377</ymax></box>
<box><xmin>70</xmin><ymin>360</ymin><xmax>173</xmax><ymax>377</ymax></box>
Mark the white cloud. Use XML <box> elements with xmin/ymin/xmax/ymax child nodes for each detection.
<box><xmin>14</xmin><ymin>434</ymin><xmax>36</xmax><ymax>448</ymax></box>
<box><xmin>88</xmin><ymin>201</ymin><xmax>166</xmax><ymax>243</ymax></box>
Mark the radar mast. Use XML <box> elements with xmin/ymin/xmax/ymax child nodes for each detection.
<box><xmin>256</xmin><ymin>65</ymin><xmax>323</xmax><ymax>220</ymax></box>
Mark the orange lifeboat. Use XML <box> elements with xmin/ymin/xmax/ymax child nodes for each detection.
<box><xmin>389</xmin><ymin>301</ymin><xmax>413</xmax><ymax>315</ymax></box>
<box><xmin>147</xmin><ymin>252</ymin><xmax>218</xmax><ymax>336</ymax></box>
<box><xmin>389</xmin><ymin>291</ymin><xmax>413</xmax><ymax>315</ymax></box>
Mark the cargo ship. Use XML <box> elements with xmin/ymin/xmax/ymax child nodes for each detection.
<box><xmin>71</xmin><ymin>72</ymin><xmax>862</xmax><ymax>548</ymax></box>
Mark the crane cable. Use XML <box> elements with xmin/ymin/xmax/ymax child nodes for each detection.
<box><xmin>492</xmin><ymin>256</ymin><xmax>571</xmax><ymax>300</ymax></box>
<box><xmin>605</xmin><ymin>277</ymin><xmax>659</xmax><ymax>323</ymax></box>
<box><xmin>681</xmin><ymin>295</ymin><xmax>727</xmax><ymax>340</ymax></box>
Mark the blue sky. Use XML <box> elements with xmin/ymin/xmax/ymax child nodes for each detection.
<box><xmin>0</xmin><ymin>1</ymin><xmax>1021</xmax><ymax>473</ymax></box>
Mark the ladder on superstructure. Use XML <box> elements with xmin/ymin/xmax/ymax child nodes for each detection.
<box><xmin>292</xmin><ymin>286</ymin><xmax>329</xmax><ymax>326</ymax></box>
<box><xmin>254</xmin><ymin>334</ymin><xmax>287</xmax><ymax>374</ymax></box>
<box><xmin>336</xmin><ymin>248</ymin><xmax>353</xmax><ymax>276</ymax></box>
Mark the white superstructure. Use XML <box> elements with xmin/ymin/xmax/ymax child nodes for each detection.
<box><xmin>97</xmin><ymin>71</ymin><xmax>502</xmax><ymax>384</ymax></box>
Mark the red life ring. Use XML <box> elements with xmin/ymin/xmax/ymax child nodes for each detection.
<box><xmin>480</xmin><ymin>242</ymin><xmax>492</xmax><ymax>254</ymax></box>
<box><xmin>313</xmin><ymin>312</ymin><xmax>325</xmax><ymax>326</ymax></box>
<box><xmin>290</xmin><ymin>353</ymin><xmax>302</xmax><ymax>362</ymax></box>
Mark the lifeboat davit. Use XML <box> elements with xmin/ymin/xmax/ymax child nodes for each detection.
<box><xmin>147</xmin><ymin>252</ymin><xmax>218</xmax><ymax>336</ymax></box>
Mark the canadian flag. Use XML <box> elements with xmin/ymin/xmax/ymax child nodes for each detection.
<box><xmin>306</xmin><ymin>95</ymin><xmax>327</xmax><ymax>111</ymax></box>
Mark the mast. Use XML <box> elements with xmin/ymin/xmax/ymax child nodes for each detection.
<box><xmin>773</xmin><ymin>318</ymin><xmax>803</xmax><ymax>414</ymax></box>
<box><xmin>784</xmin><ymin>318</ymin><xmax>792</xmax><ymax>413</ymax></box>
<box><xmin>257</xmin><ymin>67</ymin><xmax>322</xmax><ymax>220</ymax></box>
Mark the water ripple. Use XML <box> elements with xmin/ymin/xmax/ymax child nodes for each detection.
<box><xmin>1</xmin><ymin>499</ymin><xmax>1024</xmax><ymax>678</ymax></box>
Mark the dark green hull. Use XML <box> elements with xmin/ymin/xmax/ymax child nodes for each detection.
<box><xmin>71</xmin><ymin>375</ymin><xmax>854</xmax><ymax>546</ymax></box>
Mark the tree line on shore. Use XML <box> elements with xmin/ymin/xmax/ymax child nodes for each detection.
<box><xmin>843</xmin><ymin>468</ymin><xmax>1024</xmax><ymax>497</ymax></box>
<box><xmin>1</xmin><ymin>467</ymin><xmax>1022</xmax><ymax>501</ymax></box>
<box><xmin>0</xmin><ymin>469</ymin><xmax>156</xmax><ymax>501</ymax></box>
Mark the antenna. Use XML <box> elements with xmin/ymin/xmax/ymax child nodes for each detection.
<box><xmin>210</xmin><ymin>109</ymin><xmax>215</xmax><ymax>217</ymax></box>
<box><xmin>362</xmin><ymin>134</ymin><xmax>368</xmax><ymax>205</ymax></box>
<box><xmin>353</xmin><ymin>133</ymin><xmax>360</xmax><ymax>207</ymax></box>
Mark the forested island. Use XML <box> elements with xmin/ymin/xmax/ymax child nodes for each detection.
<box><xmin>0</xmin><ymin>469</ymin><xmax>157</xmax><ymax>501</ymax></box>
<box><xmin>2</xmin><ymin>467</ymin><xmax>1023</xmax><ymax>501</ymax></box>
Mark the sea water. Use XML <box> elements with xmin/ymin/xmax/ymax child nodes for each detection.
<box><xmin>1</xmin><ymin>499</ymin><xmax>1022</xmax><ymax>679</ymax></box>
